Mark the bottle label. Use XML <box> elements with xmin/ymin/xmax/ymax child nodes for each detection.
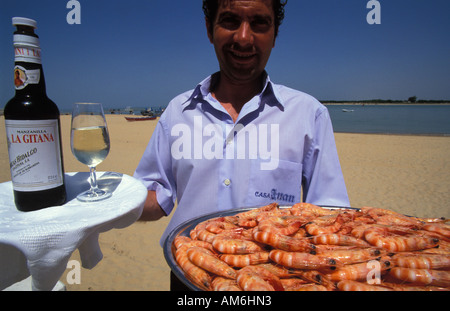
<box><xmin>14</xmin><ymin>65</ymin><xmax>40</xmax><ymax>90</ymax></box>
<box><xmin>5</xmin><ymin>119</ymin><xmax>64</xmax><ymax>192</ymax></box>
<box><xmin>14</xmin><ymin>45</ymin><xmax>42</xmax><ymax>64</ymax></box>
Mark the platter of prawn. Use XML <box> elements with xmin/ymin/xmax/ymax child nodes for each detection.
<box><xmin>163</xmin><ymin>203</ymin><xmax>450</xmax><ymax>291</ymax></box>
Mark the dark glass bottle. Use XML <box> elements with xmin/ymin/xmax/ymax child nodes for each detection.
<box><xmin>4</xmin><ymin>17</ymin><xmax>66</xmax><ymax>212</ymax></box>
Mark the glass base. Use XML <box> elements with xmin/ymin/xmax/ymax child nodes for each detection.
<box><xmin>76</xmin><ymin>189</ymin><xmax>112</xmax><ymax>202</ymax></box>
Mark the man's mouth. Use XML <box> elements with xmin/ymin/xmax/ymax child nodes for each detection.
<box><xmin>231</xmin><ymin>50</ymin><xmax>256</xmax><ymax>58</ymax></box>
<box><xmin>229</xmin><ymin>48</ymin><xmax>257</xmax><ymax>62</ymax></box>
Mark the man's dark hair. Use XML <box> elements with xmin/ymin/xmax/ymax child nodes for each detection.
<box><xmin>202</xmin><ymin>0</ymin><xmax>288</xmax><ymax>38</ymax></box>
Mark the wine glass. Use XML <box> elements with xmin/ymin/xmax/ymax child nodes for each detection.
<box><xmin>71</xmin><ymin>103</ymin><xmax>112</xmax><ymax>202</ymax></box>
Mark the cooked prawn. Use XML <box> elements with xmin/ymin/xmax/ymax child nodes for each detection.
<box><xmin>382</xmin><ymin>282</ymin><xmax>449</xmax><ymax>291</ymax></box>
<box><xmin>255</xmin><ymin>263</ymin><xmax>304</xmax><ymax>279</ymax></box>
<box><xmin>422</xmin><ymin>223</ymin><xmax>450</xmax><ymax>240</ymax></box>
<box><xmin>298</xmin><ymin>270</ymin><xmax>336</xmax><ymax>290</ymax></box>
<box><xmin>337</xmin><ymin>280</ymin><xmax>393</xmax><ymax>291</ymax></box>
<box><xmin>174</xmin><ymin>235</ymin><xmax>213</xmax><ymax>251</ymax></box>
<box><xmin>258</xmin><ymin>216</ymin><xmax>304</xmax><ymax>236</ymax></box>
<box><xmin>281</xmin><ymin>279</ymin><xmax>327</xmax><ymax>291</ymax></box>
<box><xmin>361</xmin><ymin>206</ymin><xmax>400</xmax><ymax>217</ymax></box>
<box><xmin>211</xmin><ymin>277</ymin><xmax>242</xmax><ymax>291</ymax></box>
<box><xmin>175</xmin><ymin>246</ymin><xmax>212</xmax><ymax>290</ymax></box>
<box><xmin>224</xmin><ymin>215</ymin><xmax>258</xmax><ymax>228</ymax></box>
<box><xmin>393</xmin><ymin>253</ymin><xmax>450</xmax><ymax>270</ymax></box>
<box><xmin>292</xmin><ymin>228</ymin><xmax>307</xmax><ymax>238</ymax></box>
<box><xmin>212</xmin><ymin>233</ymin><xmax>265</xmax><ymax>254</ymax></box>
<box><xmin>316</xmin><ymin>247</ymin><xmax>387</xmax><ymax>265</ymax></box>
<box><xmin>372</xmin><ymin>214</ymin><xmax>424</xmax><ymax>229</ymax></box>
<box><xmin>288</xmin><ymin>284</ymin><xmax>328</xmax><ymax>291</ymax></box>
<box><xmin>174</xmin><ymin>236</ymin><xmax>192</xmax><ymax>249</ymax></box>
<box><xmin>205</xmin><ymin>217</ymin><xmax>240</xmax><ymax>234</ymax></box>
<box><xmin>220</xmin><ymin>252</ymin><xmax>270</xmax><ymax>268</ymax></box>
<box><xmin>236</xmin><ymin>265</ymin><xmax>284</xmax><ymax>291</ymax></box>
<box><xmin>311</xmin><ymin>234</ymin><xmax>371</xmax><ymax>248</ymax></box>
<box><xmin>327</xmin><ymin>256</ymin><xmax>392</xmax><ymax>282</ymax></box>
<box><xmin>234</xmin><ymin>203</ymin><xmax>278</xmax><ymax>221</ymax></box>
<box><xmin>255</xmin><ymin>207</ymin><xmax>292</xmax><ymax>222</ymax></box>
<box><xmin>190</xmin><ymin>220</ymin><xmax>206</xmax><ymax>240</ymax></box>
<box><xmin>279</xmin><ymin>278</ymin><xmax>306</xmax><ymax>289</ymax></box>
<box><xmin>412</xmin><ymin>216</ymin><xmax>448</xmax><ymax>224</ymax></box>
<box><xmin>269</xmin><ymin>249</ymin><xmax>342</xmax><ymax>270</ymax></box>
<box><xmin>186</xmin><ymin>246</ymin><xmax>236</xmax><ymax>279</ymax></box>
<box><xmin>253</xmin><ymin>230</ymin><xmax>315</xmax><ymax>252</ymax></box>
<box><xmin>195</xmin><ymin>228</ymin><xmax>217</xmax><ymax>243</ymax></box>
<box><xmin>351</xmin><ymin>224</ymin><xmax>375</xmax><ymax>239</ymax></box>
<box><xmin>290</xmin><ymin>203</ymin><xmax>339</xmax><ymax>218</ymax></box>
<box><xmin>305</xmin><ymin>212</ymin><xmax>353</xmax><ymax>236</ymax></box>
<box><xmin>389</xmin><ymin>267</ymin><xmax>450</xmax><ymax>287</ymax></box>
<box><xmin>364</xmin><ymin>225</ymin><xmax>439</xmax><ymax>252</ymax></box>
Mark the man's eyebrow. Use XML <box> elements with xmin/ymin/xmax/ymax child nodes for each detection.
<box><xmin>252</xmin><ymin>14</ymin><xmax>273</xmax><ymax>22</ymax></box>
<box><xmin>217</xmin><ymin>11</ymin><xmax>239</xmax><ymax>20</ymax></box>
<box><xmin>217</xmin><ymin>11</ymin><xmax>273</xmax><ymax>22</ymax></box>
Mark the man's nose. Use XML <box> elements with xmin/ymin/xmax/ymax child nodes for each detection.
<box><xmin>234</xmin><ymin>22</ymin><xmax>254</xmax><ymax>47</ymax></box>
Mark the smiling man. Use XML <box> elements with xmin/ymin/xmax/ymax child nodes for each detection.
<box><xmin>206</xmin><ymin>0</ymin><xmax>277</xmax><ymax>122</ymax></box>
<box><xmin>134</xmin><ymin>0</ymin><xmax>349</xmax><ymax>255</ymax></box>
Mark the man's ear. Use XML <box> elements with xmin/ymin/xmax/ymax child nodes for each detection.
<box><xmin>206</xmin><ymin>18</ymin><xmax>213</xmax><ymax>43</ymax></box>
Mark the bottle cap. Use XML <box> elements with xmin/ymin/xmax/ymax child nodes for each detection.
<box><xmin>12</xmin><ymin>17</ymin><xmax>37</xmax><ymax>29</ymax></box>
<box><xmin>12</xmin><ymin>17</ymin><xmax>40</xmax><ymax>52</ymax></box>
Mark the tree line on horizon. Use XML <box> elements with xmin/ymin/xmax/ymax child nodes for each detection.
<box><xmin>322</xmin><ymin>96</ymin><xmax>449</xmax><ymax>104</ymax></box>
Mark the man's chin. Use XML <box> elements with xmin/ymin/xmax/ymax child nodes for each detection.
<box><xmin>223</xmin><ymin>68</ymin><xmax>263</xmax><ymax>85</ymax></box>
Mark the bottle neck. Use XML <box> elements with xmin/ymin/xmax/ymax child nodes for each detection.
<box><xmin>14</xmin><ymin>44</ymin><xmax>47</xmax><ymax>97</ymax></box>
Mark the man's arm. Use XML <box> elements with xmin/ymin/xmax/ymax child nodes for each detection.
<box><xmin>302</xmin><ymin>107</ymin><xmax>350</xmax><ymax>207</ymax></box>
<box><xmin>139</xmin><ymin>190</ymin><xmax>167</xmax><ymax>221</ymax></box>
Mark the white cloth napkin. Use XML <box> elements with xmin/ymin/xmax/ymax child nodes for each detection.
<box><xmin>0</xmin><ymin>172</ymin><xmax>146</xmax><ymax>291</ymax></box>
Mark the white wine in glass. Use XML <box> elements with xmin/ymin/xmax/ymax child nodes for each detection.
<box><xmin>71</xmin><ymin>103</ymin><xmax>111</xmax><ymax>202</ymax></box>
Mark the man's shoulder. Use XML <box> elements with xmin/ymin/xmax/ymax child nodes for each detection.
<box><xmin>169</xmin><ymin>88</ymin><xmax>197</xmax><ymax>105</ymax></box>
<box><xmin>272</xmin><ymin>83</ymin><xmax>325</xmax><ymax>110</ymax></box>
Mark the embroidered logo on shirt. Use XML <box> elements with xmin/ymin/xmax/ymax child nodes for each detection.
<box><xmin>255</xmin><ymin>188</ymin><xmax>296</xmax><ymax>204</ymax></box>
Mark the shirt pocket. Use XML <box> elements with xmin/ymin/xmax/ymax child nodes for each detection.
<box><xmin>244</xmin><ymin>159</ymin><xmax>302</xmax><ymax>207</ymax></box>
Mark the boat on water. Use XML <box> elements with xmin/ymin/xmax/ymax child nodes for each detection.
<box><xmin>125</xmin><ymin>116</ymin><xmax>157</xmax><ymax>122</ymax></box>
<box><xmin>342</xmin><ymin>109</ymin><xmax>355</xmax><ymax>112</ymax></box>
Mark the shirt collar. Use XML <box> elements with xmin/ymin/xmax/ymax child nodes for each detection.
<box><xmin>182</xmin><ymin>71</ymin><xmax>284</xmax><ymax>110</ymax></box>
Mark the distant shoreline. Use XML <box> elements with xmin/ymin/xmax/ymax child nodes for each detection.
<box><xmin>3</xmin><ymin>102</ymin><xmax>450</xmax><ymax>117</ymax></box>
<box><xmin>323</xmin><ymin>102</ymin><xmax>450</xmax><ymax>106</ymax></box>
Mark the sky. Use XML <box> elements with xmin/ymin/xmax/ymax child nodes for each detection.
<box><xmin>1</xmin><ymin>0</ymin><xmax>449</xmax><ymax>112</ymax></box>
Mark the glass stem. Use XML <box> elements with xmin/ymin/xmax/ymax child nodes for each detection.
<box><xmin>89</xmin><ymin>166</ymin><xmax>99</xmax><ymax>193</ymax></box>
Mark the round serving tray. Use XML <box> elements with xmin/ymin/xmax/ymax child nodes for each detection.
<box><xmin>163</xmin><ymin>205</ymin><xmax>358</xmax><ymax>291</ymax></box>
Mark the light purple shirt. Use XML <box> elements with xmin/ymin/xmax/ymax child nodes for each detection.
<box><xmin>134</xmin><ymin>73</ymin><xmax>350</xmax><ymax>245</ymax></box>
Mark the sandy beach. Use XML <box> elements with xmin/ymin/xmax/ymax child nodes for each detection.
<box><xmin>1</xmin><ymin>114</ymin><xmax>449</xmax><ymax>291</ymax></box>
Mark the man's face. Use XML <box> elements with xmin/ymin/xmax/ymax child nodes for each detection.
<box><xmin>207</xmin><ymin>0</ymin><xmax>276</xmax><ymax>85</ymax></box>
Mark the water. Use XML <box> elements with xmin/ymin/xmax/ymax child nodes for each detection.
<box><xmin>326</xmin><ymin>105</ymin><xmax>450</xmax><ymax>135</ymax></box>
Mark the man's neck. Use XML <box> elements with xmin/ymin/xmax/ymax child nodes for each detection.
<box><xmin>211</xmin><ymin>73</ymin><xmax>265</xmax><ymax>122</ymax></box>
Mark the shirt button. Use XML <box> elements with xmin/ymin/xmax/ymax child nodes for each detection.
<box><xmin>223</xmin><ymin>179</ymin><xmax>231</xmax><ymax>187</ymax></box>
